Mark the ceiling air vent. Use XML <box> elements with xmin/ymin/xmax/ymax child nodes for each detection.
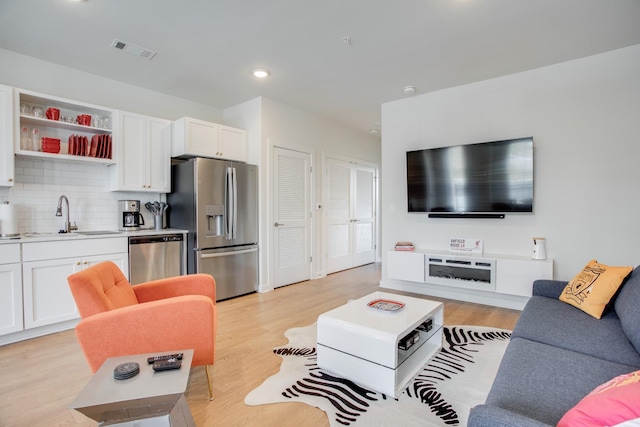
<box><xmin>111</xmin><ymin>39</ymin><xmax>157</xmax><ymax>60</ymax></box>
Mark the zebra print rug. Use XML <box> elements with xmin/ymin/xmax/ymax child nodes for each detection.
<box><xmin>245</xmin><ymin>324</ymin><xmax>510</xmax><ymax>426</ymax></box>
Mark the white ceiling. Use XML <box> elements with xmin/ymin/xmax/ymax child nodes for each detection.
<box><xmin>2</xmin><ymin>0</ymin><xmax>640</xmax><ymax>137</ymax></box>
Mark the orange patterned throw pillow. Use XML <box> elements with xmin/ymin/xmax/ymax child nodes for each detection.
<box><xmin>559</xmin><ymin>260</ymin><xmax>633</xmax><ymax>319</ymax></box>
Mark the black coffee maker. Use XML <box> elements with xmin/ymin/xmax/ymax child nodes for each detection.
<box><xmin>119</xmin><ymin>200</ymin><xmax>144</xmax><ymax>231</ymax></box>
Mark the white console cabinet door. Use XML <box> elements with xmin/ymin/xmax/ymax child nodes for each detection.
<box><xmin>110</xmin><ymin>112</ymin><xmax>170</xmax><ymax>192</ymax></box>
<box><xmin>22</xmin><ymin>238</ymin><xmax>128</xmax><ymax>330</ymax></box>
<box><xmin>496</xmin><ymin>258</ymin><xmax>553</xmax><ymax>297</ymax></box>
<box><xmin>387</xmin><ymin>251</ymin><xmax>425</xmax><ymax>282</ymax></box>
<box><xmin>0</xmin><ymin>244</ymin><xmax>22</xmax><ymax>335</ymax></box>
<box><xmin>0</xmin><ymin>84</ymin><xmax>14</xmax><ymax>187</ymax></box>
<box><xmin>218</xmin><ymin>124</ymin><xmax>247</xmax><ymax>162</ymax></box>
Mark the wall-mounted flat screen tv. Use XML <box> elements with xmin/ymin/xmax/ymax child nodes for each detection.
<box><xmin>406</xmin><ymin>137</ymin><xmax>534</xmax><ymax>215</ymax></box>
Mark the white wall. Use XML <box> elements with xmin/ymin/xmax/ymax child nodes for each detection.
<box><xmin>260</xmin><ymin>98</ymin><xmax>381</xmax><ymax>286</ymax></box>
<box><xmin>0</xmin><ymin>49</ymin><xmax>223</xmax><ymax>121</ymax></box>
<box><xmin>381</xmin><ymin>44</ymin><xmax>640</xmax><ymax>282</ymax></box>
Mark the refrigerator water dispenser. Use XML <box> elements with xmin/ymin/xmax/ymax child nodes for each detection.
<box><xmin>205</xmin><ymin>204</ymin><xmax>224</xmax><ymax>236</ymax></box>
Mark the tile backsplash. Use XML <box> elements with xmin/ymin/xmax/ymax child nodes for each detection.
<box><xmin>0</xmin><ymin>157</ymin><xmax>165</xmax><ymax>234</ymax></box>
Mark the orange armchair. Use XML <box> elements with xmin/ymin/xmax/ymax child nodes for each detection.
<box><xmin>67</xmin><ymin>261</ymin><xmax>217</xmax><ymax>398</ymax></box>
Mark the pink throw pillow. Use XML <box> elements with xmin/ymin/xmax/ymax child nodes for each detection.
<box><xmin>557</xmin><ymin>370</ymin><xmax>640</xmax><ymax>427</ymax></box>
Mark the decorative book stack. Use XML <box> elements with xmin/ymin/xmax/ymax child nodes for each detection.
<box><xmin>394</xmin><ymin>241</ymin><xmax>415</xmax><ymax>251</ymax></box>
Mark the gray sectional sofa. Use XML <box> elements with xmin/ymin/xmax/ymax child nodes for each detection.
<box><xmin>468</xmin><ymin>265</ymin><xmax>640</xmax><ymax>427</ymax></box>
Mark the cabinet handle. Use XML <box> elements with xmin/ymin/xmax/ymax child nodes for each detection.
<box><xmin>8</xmin><ymin>178</ymin><xmax>13</xmax><ymax>182</ymax></box>
<box><xmin>84</xmin><ymin>261</ymin><xmax>89</xmax><ymax>265</ymax></box>
<box><xmin>76</xmin><ymin>261</ymin><xmax>81</xmax><ymax>265</ymax></box>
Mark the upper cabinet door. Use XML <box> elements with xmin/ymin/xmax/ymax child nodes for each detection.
<box><xmin>219</xmin><ymin>125</ymin><xmax>247</xmax><ymax>162</ymax></box>
<box><xmin>147</xmin><ymin>116</ymin><xmax>171</xmax><ymax>192</ymax></box>
<box><xmin>172</xmin><ymin>117</ymin><xmax>247</xmax><ymax>162</ymax></box>
<box><xmin>109</xmin><ymin>111</ymin><xmax>170</xmax><ymax>192</ymax></box>
<box><xmin>172</xmin><ymin>117</ymin><xmax>218</xmax><ymax>158</ymax></box>
<box><xmin>0</xmin><ymin>85</ymin><xmax>14</xmax><ymax>187</ymax></box>
<box><xmin>114</xmin><ymin>111</ymin><xmax>146</xmax><ymax>191</ymax></box>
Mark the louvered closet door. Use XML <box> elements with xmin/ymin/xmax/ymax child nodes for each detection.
<box><xmin>326</xmin><ymin>159</ymin><xmax>376</xmax><ymax>274</ymax></box>
<box><xmin>272</xmin><ymin>147</ymin><xmax>312</xmax><ymax>287</ymax></box>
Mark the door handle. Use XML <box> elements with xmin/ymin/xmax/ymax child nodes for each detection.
<box><xmin>200</xmin><ymin>248</ymin><xmax>258</xmax><ymax>259</ymax></box>
<box><xmin>274</xmin><ymin>222</ymin><xmax>285</xmax><ymax>227</ymax></box>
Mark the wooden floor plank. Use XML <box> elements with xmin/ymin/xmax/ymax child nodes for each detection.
<box><xmin>0</xmin><ymin>263</ymin><xmax>520</xmax><ymax>426</ymax></box>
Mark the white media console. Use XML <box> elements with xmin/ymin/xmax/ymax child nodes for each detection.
<box><xmin>383</xmin><ymin>250</ymin><xmax>553</xmax><ymax>310</ymax></box>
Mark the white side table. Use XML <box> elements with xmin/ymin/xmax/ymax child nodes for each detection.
<box><xmin>317</xmin><ymin>291</ymin><xmax>443</xmax><ymax>397</ymax></box>
<box><xmin>69</xmin><ymin>349</ymin><xmax>194</xmax><ymax>427</ymax></box>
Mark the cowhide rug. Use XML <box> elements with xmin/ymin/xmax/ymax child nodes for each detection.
<box><xmin>245</xmin><ymin>324</ymin><xmax>510</xmax><ymax>426</ymax></box>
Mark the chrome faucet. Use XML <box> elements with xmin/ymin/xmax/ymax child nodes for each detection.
<box><xmin>55</xmin><ymin>195</ymin><xmax>77</xmax><ymax>233</ymax></box>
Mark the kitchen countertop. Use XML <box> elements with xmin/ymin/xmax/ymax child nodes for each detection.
<box><xmin>0</xmin><ymin>228</ymin><xmax>188</xmax><ymax>244</ymax></box>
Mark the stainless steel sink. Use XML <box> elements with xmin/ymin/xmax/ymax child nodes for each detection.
<box><xmin>74</xmin><ymin>230</ymin><xmax>122</xmax><ymax>236</ymax></box>
<box><xmin>22</xmin><ymin>232</ymin><xmax>59</xmax><ymax>237</ymax></box>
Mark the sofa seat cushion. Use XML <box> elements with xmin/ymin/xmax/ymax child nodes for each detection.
<box><xmin>512</xmin><ymin>296</ymin><xmax>640</xmax><ymax>367</ymax></box>
<box><xmin>485</xmin><ymin>337</ymin><xmax>638</xmax><ymax>426</ymax></box>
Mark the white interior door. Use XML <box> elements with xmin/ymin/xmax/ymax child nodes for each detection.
<box><xmin>272</xmin><ymin>147</ymin><xmax>312</xmax><ymax>287</ymax></box>
<box><xmin>326</xmin><ymin>158</ymin><xmax>376</xmax><ymax>274</ymax></box>
<box><xmin>326</xmin><ymin>160</ymin><xmax>352</xmax><ymax>273</ymax></box>
<box><xmin>353</xmin><ymin>166</ymin><xmax>376</xmax><ymax>266</ymax></box>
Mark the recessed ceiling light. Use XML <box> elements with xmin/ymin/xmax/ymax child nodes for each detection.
<box><xmin>403</xmin><ymin>86</ymin><xmax>416</xmax><ymax>95</ymax></box>
<box><xmin>252</xmin><ymin>69</ymin><xmax>270</xmax><ymax>78</ymax></box>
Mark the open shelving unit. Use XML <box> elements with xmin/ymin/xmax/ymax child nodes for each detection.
<box><xmin>14</xmin><ymin>89</ymin><xmax>116</xmax><ymax>165</ymax></box>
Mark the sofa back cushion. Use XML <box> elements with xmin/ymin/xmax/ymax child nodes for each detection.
<box><xmin>615</xmin><ymin>265</ymin><xmax>640</xmax><ymax>354</ymax></box>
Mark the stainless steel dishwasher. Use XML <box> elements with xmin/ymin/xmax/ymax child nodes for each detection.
<box><xmin>128</xmin><ymin>234</ymin><xmax>185</xmax><ymax>285</ymax></box>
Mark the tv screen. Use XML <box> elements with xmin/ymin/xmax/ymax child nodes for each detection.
<box><xmin>406</xmin><ymin>137</ymin><xmax>533</xmax><ymax>214</ymax></box>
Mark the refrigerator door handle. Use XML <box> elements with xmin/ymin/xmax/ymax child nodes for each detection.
<box><xmin>199</xmin><ymin>247</ymin><xmax>258</xmax><ymax>259</ymax></box>
<box><xmin>226</xmin><ymin>166</ymin><xmax>234</xmax><ymax>239</ymax></box>
<box><xmin>232</xmin><ymin>167</ymin><xmax>238</xmax><ymax>239</ymax></box>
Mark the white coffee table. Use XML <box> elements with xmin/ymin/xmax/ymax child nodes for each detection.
<box><xmin>317</xmin><ymin>291</ymin><xmax>443</xmax><ymax>398</ymax></box>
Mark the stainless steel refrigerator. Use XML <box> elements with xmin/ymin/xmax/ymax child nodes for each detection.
<box><xmin>167</xmin><ymin>157</ymin><xmax>258</xmax><ymax>300</ymax></box>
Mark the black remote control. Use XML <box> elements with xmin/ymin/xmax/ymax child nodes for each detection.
<box><xmin>147</xmin><ymin>353</ymin><xmax>183</xmax><ymax>364</ymax></box>
<box><xmin>152</xmin><ymin>360</ymin><xmax>182</xmax><ymax>371</ymax></box>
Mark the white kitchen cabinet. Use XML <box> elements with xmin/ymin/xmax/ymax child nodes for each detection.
<box><xmin>172</xmin><ymin>117</ymin><xmax>247</xmax><ymax>162</ymax></box>
<box><xmin>21</xmin><ymin>237</ymin><xmax>128</xmax><ymax>330</ymax></box>
<box><xmin>0</xmin><ymin>84</ymin><xmax>15</xmax><ymax>186</ymax></box>
<box><xmin>110</xmin><ymin>111</ymin><xmax>171</xmax><ymax>192</ymax></box>
<box><xmin>0</xmin><ymin>244</ymin><xmax>22</xmax><ymax>336</ymax></box>
<box><xmin>13</xmin><ymin>88</ymin><xmax>116</xmax><ymax>165</ymax></box>
<box><xmin>218</xmin><ymin>124</ymin><xmax>247</xmax><ymax>161</ymax></box>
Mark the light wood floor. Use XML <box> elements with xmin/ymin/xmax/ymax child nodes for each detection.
<box><xmin>0</xmin><ymin>263</ymin><xmax>520</xmax><ymax>427</ymax></box>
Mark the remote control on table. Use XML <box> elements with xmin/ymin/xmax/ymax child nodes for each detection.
<box><xmin>147</xmin><ymin>353</ymin><xmax>183</xmax><ymax>364</ymax></box>
<box><xmin>152</xmin><ymin>359</ymin><xmax>182</xmax><ymax>371</ymax></box>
